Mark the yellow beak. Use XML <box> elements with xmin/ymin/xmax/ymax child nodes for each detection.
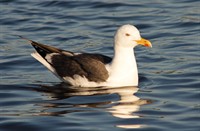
<box><xmin>135</xmin><ymin>38</ymin><xmax>152</xmax><ymax>48</ymax></box>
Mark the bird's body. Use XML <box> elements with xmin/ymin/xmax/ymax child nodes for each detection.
<box><xmin>22</xmin><ymin>24</ymin><xmax>152</xmax><ymax>87</ymax></box>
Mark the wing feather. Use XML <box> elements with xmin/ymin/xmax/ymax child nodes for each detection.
<box><xmin>21</xmin><ymin>37</ymin><xmax>112</xmax><ymax>83</ymax></box>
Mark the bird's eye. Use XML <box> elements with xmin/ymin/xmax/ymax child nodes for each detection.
<box><xmin>125</xmin><ymin>33</ymin><xmax>130</xmax><ymax>36</ymax></box>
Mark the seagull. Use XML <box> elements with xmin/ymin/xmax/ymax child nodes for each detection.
<box><xmin>21</xmin><ymin>24</ymin><xmax>152</xmax><ymax>87</ymax></box>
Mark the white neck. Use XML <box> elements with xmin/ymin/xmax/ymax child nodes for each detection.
<box><xmin>106</xmin><ymin>45</ymin><xmax>138</xmax><ymax>86</ymax></box>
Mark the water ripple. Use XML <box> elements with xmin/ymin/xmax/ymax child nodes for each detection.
<box><xmin>0</xmin><ymin>0</ymin><xmax>199</xmax><ymax>130</ymax></box>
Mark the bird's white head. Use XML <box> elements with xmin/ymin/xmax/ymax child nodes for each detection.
<box><xmin>114</xmin><ymin>24</ymin><xmax>152</xmax><ymax>48</ymax></box>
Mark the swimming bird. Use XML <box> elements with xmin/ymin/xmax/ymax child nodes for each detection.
<box><xmin>21</xmin><ymin>24</ymin><xmax>152</xmax><ymax>87</ymax></box>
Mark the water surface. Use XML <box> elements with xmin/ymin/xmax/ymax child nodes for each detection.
<box><xmin>0</xmin><ymin>0</ymin><xmax>200</xmax><ymax>130</ymax></box>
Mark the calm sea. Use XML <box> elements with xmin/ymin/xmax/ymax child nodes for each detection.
<box><xmin>0</xmin><ymin>0</ymin><xmax>199</xmax><ymax>131</ymax></box>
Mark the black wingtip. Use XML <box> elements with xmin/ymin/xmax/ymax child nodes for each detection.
<box><xmin>18</xmin><ymin>35</ymin><xmax>33</xmax><ymax>43</ymax></box>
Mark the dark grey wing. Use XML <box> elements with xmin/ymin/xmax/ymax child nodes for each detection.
<box><xmin>73</xmin><ymin>53</ymin><xmax>112</xmax><ymax>82</ymax></box>
<box><xmin>21</xmin><ymin>37</ymin><xmax>112</xmax><ymax>83</ymax></box>
<box><xmin>49</xmin><ymin>53</ymin><xmax>112</xmax><ymax>82</ymax></box>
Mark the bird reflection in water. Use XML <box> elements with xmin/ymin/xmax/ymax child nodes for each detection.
<box><xmin>34</xmin><ymin>83</ymin><xmax>151</xmax><ymax>129</ymax></box>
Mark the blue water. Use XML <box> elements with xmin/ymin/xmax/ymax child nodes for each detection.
<box><xmin>0</xmin><ymin>0</ymin><xmax>200</xmax><ymax>131</ymax></box>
